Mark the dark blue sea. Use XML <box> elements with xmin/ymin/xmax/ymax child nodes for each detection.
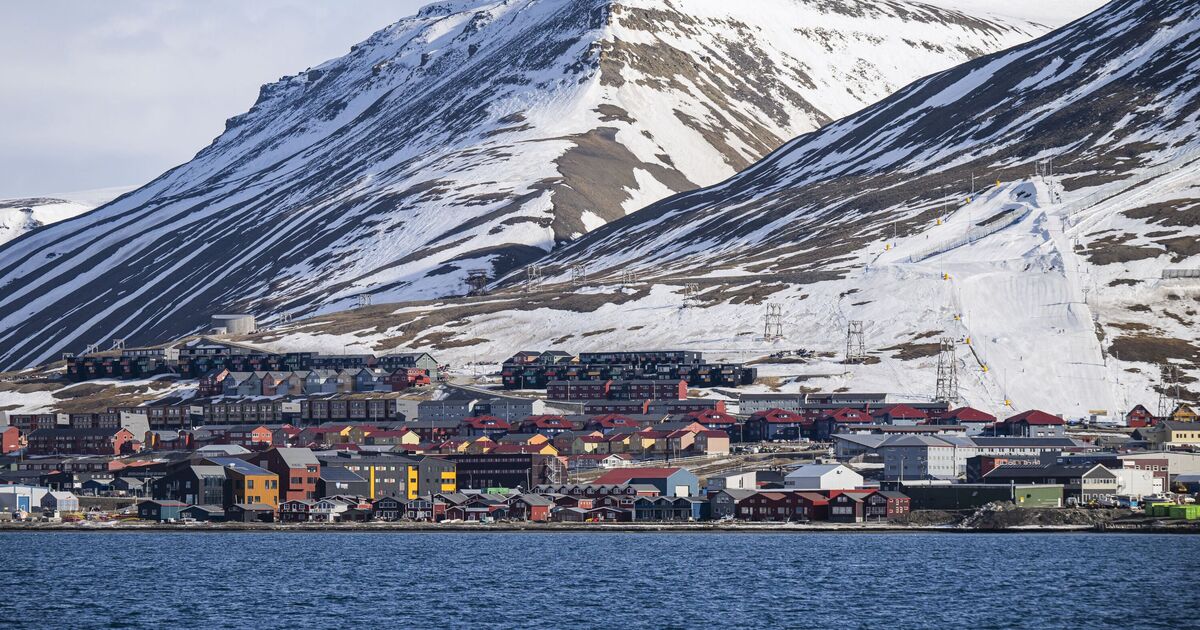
<box><xmin>0</xmin><ymin>532</ymin><xmax>1195</xmax><ymax>629</ymax></box>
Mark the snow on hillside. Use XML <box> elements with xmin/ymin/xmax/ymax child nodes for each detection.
<box><xmin>0</xmin><ymin>0</ymin><xmax>1073</xmax><ymax>370</ymax></box>
<box><xmin>0</xmin><ymin>187</ymin><xmax>132</xmax><ymax>247</ymax></box>
<box><xmin>242</xmin><ymin>0</ymin><xmax>1200</xmax><ymax>420</ymax></box>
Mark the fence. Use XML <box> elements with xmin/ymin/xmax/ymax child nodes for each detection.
<box><xmin>907</xmin><ymin>206</ymin><xmax>1031</xmax><ymax>263</ymax></box>
<box><xmin>1064</xmin><ymin>144</ymin><xmax>1200</xmax><ymax>224</ymax></box>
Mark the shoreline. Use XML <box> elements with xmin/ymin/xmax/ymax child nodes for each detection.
<box><xmin>3</xmin><ymin>521</ymin><xmax>1197</xmax><ymax>534</ymax></box>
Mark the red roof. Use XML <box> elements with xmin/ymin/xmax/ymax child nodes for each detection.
<box><xmin>882</xmin><ymin>404</ymin><xmax>927</xmax><ymax>420</ymax></box>
<box><xmin>1003</xmin><ymin>410</ymin><xmax>1064</xmax><ymax>426</ymax></box>
<box><xmin>464</xmin><ymin>416</ymin><xmax>511</xmax><ymax>429</ymax></box>
<box><xmin>752</xmin><ymin>408</ymin><xmax>804</xmax><ymax>423</ymax></box>
<box><xmin>594</xmin><ymin>467</ymin><xmax>684</xmax><ymax>484</ymax></box>
<box><xmin>945</xmin><ymin>407</ymin><xmax>996</xmax><ymax>422</ymax></box>
<box><xmin>590</xmin><ymin>414</ymin><xmax>639</xmax><ymax>427</ymax></box>
<box><xmin>699</xmin><ymin>430</ymin><xmax>729</xmax><ymax>439</ymax></box>
<box><xmin>523</xmin><ymin>415</ymin><xmax>573</xmax><ymax>428</ymax></box>
<box><xmin>828</xmin><ymin>408</ymin><xmax>871</xmax><ymax>423</ymax></box>
<box><xmin>490</xmin><ymin>444</ymin><xmax>546</xmax><ymax>454</ymax></box>
<box><xmin>683</xmin><ymin>410</ymin><xmax>737</xmax><ymax>425</ymax></box>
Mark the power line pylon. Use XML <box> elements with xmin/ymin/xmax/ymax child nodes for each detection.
<box><xmin>620</xmin><ymin>269</ymin><xmax>636</xmax><ymax>288</ymax></box>
<box><xmin>934</xmin><ymin>337</ymin><xmax>960</xmax><ymax>404</ymax></box>
<box><xmin>763</xmin><ymin>304</ymin><xmax>784</xmax><ymax>342</ymax></box>
<box><xmin>845</xmin><ymin>321</ymin><xmax>867</xmax><ymax>363</ymax></box>
<box><xmin>683</xmin><ymin>283</ymin><xmax>701</xmax><ymax>307</ymax></box>
<box><xmin>357</xmin><ymin>294</ymin><xmax>373</xmax><ymax>308</ymax></box>
<box><xmin>525</xmin><ymin>265</ymin><xmax>542</xmax><ymax>292</ymax></box>
<box><xmin>466</xmin><ymin>270</ymin><xmax>490</xmax><ymax>296</ymax></box>
<box><xmin>571</xmin><ymin>264</ymin><xmax>586</xmax><ymax>288</ymax></box>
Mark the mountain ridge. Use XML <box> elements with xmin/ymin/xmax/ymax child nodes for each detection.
<box><xmin>0</xmin><ymin>0</ymin><xmax>1065</xmax><ymax>370</ymax></box>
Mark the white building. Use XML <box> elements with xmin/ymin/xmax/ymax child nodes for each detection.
<box><xmin>41</xmin><ymin>491</ymin><xmax>80</xmax><ymax>514</ymax></box>
<box><xmin>0</xmin><ymin>485</ymin><xmax>50</xmax><ymax>513</ymax></box>
<box><xmin>1112</xmin><ymin>468</ymin><xmax>1156</xmax><ymax>498</ymax></box>
<box><xmin>784</xmin><ymin>464</ymin><xmax>864</xmax><ymax>490</ymax></box>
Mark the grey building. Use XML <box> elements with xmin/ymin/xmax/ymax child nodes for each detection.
<box><xmin>708</xmin><ymin>488</ymin><xmax>757</xmax><ymax>520</ymax></box>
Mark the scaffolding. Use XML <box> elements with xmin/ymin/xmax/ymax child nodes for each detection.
<box><xmin>845</xmin><ymin>321</ymin><xmax>867</xmax><ymax>363</ymax></box>
<box><xmin>934</xmin><ymin>337</ymin><xmax>960</xmax><ymax>404</ymax></box>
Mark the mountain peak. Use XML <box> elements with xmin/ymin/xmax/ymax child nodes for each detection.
<box><xmin>0</xmin><ymin>0</ymin><xmax>1070</xmax><ymax>369</ymax></box>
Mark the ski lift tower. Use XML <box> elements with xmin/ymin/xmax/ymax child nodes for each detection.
<box><xmin>845</xmin><ymin>321</ymin><xmax>868</xmax><ymax>363</ymax></box>
<box><xmin>763</xmin><ymin>304</ymin><xmax>784</xmax><ymax>342</ymax></box>
<box><xmin>934</xmin><ymin>337</ymin><xmax>960</xmax><ymax>404</ymax></box>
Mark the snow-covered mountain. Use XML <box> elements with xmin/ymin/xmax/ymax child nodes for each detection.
<box><xmin>246</xmin><ymin>0</ymin><xmax>1199</xmax><ymax>419</ymax></box>
<box><xmin>0</xmin><ymin>187</ymin><xmax>132</xmax><ymax>247</ymax></box>
<box><xmin>0</xmin><ymin>0</ymin><xmax>1078</xmax><ymax>370</ymax></box>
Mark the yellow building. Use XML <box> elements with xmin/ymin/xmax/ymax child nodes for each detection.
<box><xmin>208</xmin><ymin>458</ymin><xmax>279</xmax><ymax>509</ymax></box>
<box><xmin>1170</xmin><ymin>403</ymin><xmax>1198</xmax><ymax>423</ymax></box>
<box><xmin>1147</xmin><ymin>420</ymin><xmax>1200</xmax><ymax>448</ymax></box>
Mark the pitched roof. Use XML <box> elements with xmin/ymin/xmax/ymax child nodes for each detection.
<box><xmin>945</xmin><ymin>407</ymin><xmax>997</xmax><ymax>422</ymax></box>
<box><xmin>1003</xmin><ymin>410</ymin><xmax>1064</xmax><ymax>426</ymax></box>
<box><xmin>594</xmin><ymin>467</ymin><xmax>685</xmax><ymax>484</ymax></box>
<box><xmin>272</xmin><ymin>447</ymin><xmax>319</xmax><ymax>467</ymax></box>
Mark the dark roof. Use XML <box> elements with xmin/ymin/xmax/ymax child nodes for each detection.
<box><xmin>319</xmin><ymin>466</ymin><xmax>366</xmax><ymax>483</ymax></box>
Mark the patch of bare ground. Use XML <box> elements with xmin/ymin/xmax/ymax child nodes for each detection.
<box><xmin>51</xmin><ymin>384</ymin><xmax>161</xmax><ymax>414</ymax></box>
<box><xmin>0</xmin><ymin>380</ymin><xmax>62</xmax><ymax>394</ymax></box>
<box><xmin>881</xmin><ymin>342</ymin><xmax>942</xmax><ymax>360</ymax></box>
<box><xmin>1083</xmin><ymin>233</ymin><xmax>1162</xmax><ymax>265</ymax></box>
<box><xmin>1128</xmin><ymin>304</ymin><xmax>1151</xmax><ymax>313</ymax></box>
<box><xmin>1123</xmin><ymin>198</ymin><xmax>1200</xmax><ymax>228</ymax></box>
<box><xmin>755</xmin><ymin>376</ymin><xmax>784</xmax><ymax>391</ymax></box>
<box><xmin>911</xmin><ymin>330</ymin><xmax>943</xmax><ymax>340</ymax></box>
<box><xmin>581</xmin><ymin>328</ymin><xmax>616</xmax><ymax>338</ymax></box>
<box><xmin>1109</xmin><ymin>322</ymin><xmax>1153</xmax><ymax>332</ymax></box>
<box><xmin>840</xmin><ymin>355</ymin><xmax>882</xmax><ymax>365</ymax></box>
<box><xmin>409</xmin><ymin>331</ymin><xmax>488</xmax><ymax>350</ymax></box>
<box><xmin>1108</xmin><ymin>278</ymin><xmax>1139</xmax><ymax>287</ymax></box>
<box><xmin>1108</xmin><ymin>335</ymin><xmax>1200</xmax><ymax>364</ymax></box>
<box><xmin>283</xmin><ymin>285</ymin><xmax>653</xmax><ymax>353</ymax></box>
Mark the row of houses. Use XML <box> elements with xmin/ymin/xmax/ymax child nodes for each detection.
<box><xmin>200</xmin><ymin>367</ymin><xmax>431</xmax><ymax>398</ymax></box>
<box><xmin>501</xmin><ymin>349</ymin><xmax>756</xmax><ymax>389</ymax></box>
<box><xmin>744</xmin><ymin>405</ymin><xmax>1067</xmax><ymax>442</ymax></box>
<box><xmin>66</xmin><ymin>337</ymin><xmax>438</xmax><ymax>382</ymax></box>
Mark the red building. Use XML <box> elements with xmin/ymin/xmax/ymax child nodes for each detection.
<box><xmin>25</xmin><ymin>427</ymin><xmax>135</xmax><ymax>455</ymax></box>
<box><xmin>678</xmin><ymin>409</ymin><xmax>738</xmax><ymax>431</ymax></box>
<box><xmin>198</xmin><ymin>368</ymin><xmax>230</xmax><ymax>397</ymax></box>
<box><xmin>462</xmin><ymin>416</ymin><xmax>511</xmax><ymax>437</ymax></box>
<box><xmin>735</xmin><ymin>491</ymin><xmax>830</xmax><ymax>522</ymax></box>
<box><xmin>996</xmin><ymin>410</ymin><xmax>1066</xmax><ymax>437</ymax></box>
<box><xmin>1</xmin><ymin>426</ymin><xmax>22</xmax><ymax>454</ymax></box>
<box><xmin>252</xmin><ymin>447</ymin><xmax>321</xmax><ymax>501</ymax></box>
<box><xmin>746</xmin><ymin>409</ymin><xmax>811</xmax><ymax>442</ymax></box>
<box><xmin>388</xmin><ymin>368</ymin><xmax>431</xmax><ymax>391</ymax></box>
<box><xmin>518</xmin><ymin>415</ymin><xmax>575</xmax><ymax>435</ymax></box>
<box><xmin>1125</xmin><ymin>404</ymin><xmax>1156</xmax><ymax>428</ymax></box>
